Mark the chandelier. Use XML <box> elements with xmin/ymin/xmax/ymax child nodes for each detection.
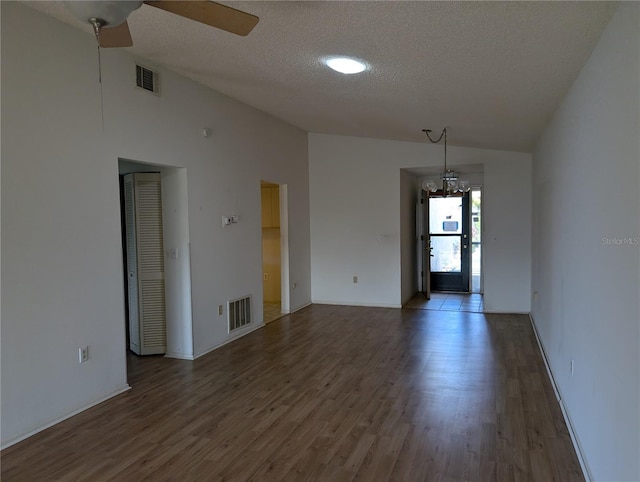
<box><xmin>421</xmin><ymin>126</ymin><xmax>470</xmax><ymax>197</ymax></box>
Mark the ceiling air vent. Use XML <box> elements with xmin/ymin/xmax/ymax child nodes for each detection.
<box><xmin>136</xmin><ymin>64</ymin><xmax>159</xmax><ymax>94</ymax></box>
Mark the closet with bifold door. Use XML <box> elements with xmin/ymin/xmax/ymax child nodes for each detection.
<box><xmin>123</xmin><ymin>172</ymin><xmax>167</xmax><ymax>355</ymax></box>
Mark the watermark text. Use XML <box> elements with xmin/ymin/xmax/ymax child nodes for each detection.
<box><xmin>602</xmin><ymin>237</ymin><xmax>639</xmax><ymax>245</ymax></box>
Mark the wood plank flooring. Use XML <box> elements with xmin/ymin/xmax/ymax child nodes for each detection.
<box><xmin>1</xmin><ymin>305</ymin><xmax>583</xmax><ymax>481</ymax></box>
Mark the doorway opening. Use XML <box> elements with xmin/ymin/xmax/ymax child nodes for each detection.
<box><xmin>118</xmin><ymin>159</ymin><xmax>194</xmax><ymax>373</ymax></box>
<box><xmin>409</xmin><ymin>185</ymin><xmax>483</xmax><ymax>311</ymax></box>
<box><xmin>407</xmin><ymin>166</ymin><xmax>484</xmax><ymax>310</ymax></box>
<box><xmin>260</xmin><ymin>180</ymin><xmax>289</xmax><ymax>324</ymax></box>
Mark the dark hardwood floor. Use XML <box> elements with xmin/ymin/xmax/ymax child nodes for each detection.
<box><xmin>1</xmin><ymin>305</ymin><xmax>583</xmax><ymax>481</ymax></box>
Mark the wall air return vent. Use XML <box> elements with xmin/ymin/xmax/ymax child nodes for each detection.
<box><xmin>228</xmin><ymin>295</ymin><xmax>252</xmax><ymax>333</ymax></box>
<box><xmin>136</xmin><ymin>64</ymin><xmax>159</xmax><ymax>94</ymax></box>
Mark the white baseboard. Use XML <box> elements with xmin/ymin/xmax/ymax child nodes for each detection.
<box><xmin>181</xmin><ymin>303</ymin><xmax>314</xmax><ymax>361</ymax></box>
<box><xmin>528</xmin><ymin>314</ymin><xmax>592</xmax><ymax>482</ymax></box>
<box><xmin>482</xmin><ymin>310</ymin><xmax>530</xmax><ymax>315</ymax></box>
<box><xmin>1</xmin><ymin>384</ymin><xmax>132</xmax><ymax>450</ymax></box>
<box><xmin>289</xmin><ymin>302</ymin><xmax>312</xmax><ymax>313</ymax></box>
<box><xmin>311</xmin><ymin>300</ymin><xmax>402</xmax><ymax>309</ymax></box>
<box><xmin>193</xmin><ymin>322</ymin><xmax>265</xmax><ymax>359</ymax></box>
<box><xmin>164</xmin><ymin>352</ymin><xmax>195</xmax><ymax>360</ymax></box>
<box><xmin>192</xmin><ymin>300</ymin><xmax>411</xmax><ymax>360</ymax></box>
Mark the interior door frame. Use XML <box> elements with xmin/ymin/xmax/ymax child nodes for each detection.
<box><xmin>420</xmin><ymin>189</ymin><xmax>431</xmax><ymax>299</ymax></box>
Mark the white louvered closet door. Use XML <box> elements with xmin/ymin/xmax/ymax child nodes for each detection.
<box><xmin>124</xmin><ymin>173</ymin><xmax>167</xmax><ymax>355</ymax></box>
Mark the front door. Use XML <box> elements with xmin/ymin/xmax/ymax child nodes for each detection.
<box><xmin>429</xmin><ymin>192</ymin><xmax>470</xmax><ymax>292</ymax></box>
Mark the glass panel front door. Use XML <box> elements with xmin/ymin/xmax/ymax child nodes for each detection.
<box><xmin>429</xmin><ymin>193</ymin><xmax>470</xmax><ymax>292</ymax></box>
<box><xmin>430</xmin><ymin>236</ymin><xmax>461</xmax><ymax>272</ymax></box>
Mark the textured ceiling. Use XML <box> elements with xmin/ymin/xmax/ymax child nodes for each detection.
<box><xmin>26</xmin><ymin>1</ymin><xmax>616</xmax><ymax>152</ymax></box>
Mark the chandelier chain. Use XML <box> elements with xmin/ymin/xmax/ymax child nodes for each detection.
<box><xmin>422</xmin><ymin>127</ymin><xmax>446</xmax><ymax>144</ymax></box>
<box><xmin>422</xmin><ymin>126</ymin><xmax>448</xmax><ymax>172</ymax></box>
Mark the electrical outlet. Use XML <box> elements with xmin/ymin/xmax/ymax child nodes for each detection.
<box><xmin>79</xmin><ymin>346</ymin><xmax>89</xmax><ymax>363</ymax></box>
<box><xmin>218</xmin><ymin>305</ymin><xmax>223</xmax><ymax>316</ymax></box>
<box><xmin>264</xmin><ymin>273</ymin><xmax>269</xmax><ymax>281</ymax></box>
<box><xmin>353</xmin><ymin>276</ymin><xmax>358</xmax><ymax>284</ymax></box>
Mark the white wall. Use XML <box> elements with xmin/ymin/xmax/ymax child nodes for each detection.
<box><xmin>309</xmin><ymin>133</ymin><xmax>531</xmax><ymax>310</ymax></box>
<box><xmin>1</xmin><ymin>3</ymin><xmax>310</xmax><ymax>447</ymax></box>
<box><xmin>482</xmin><ymin>159</ymin><xmax>532</xmax><ymax>312</ymax></box>
<box><xmin>531</xmin><ymin>4</ymin><xmax>639</xmax><ymax>481</ymax></box>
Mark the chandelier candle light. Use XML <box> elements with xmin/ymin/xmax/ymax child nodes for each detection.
<box><xmin>422</xmin><ymin>126</ymin><xmax>470</xmax><ymax>197</ymax></box>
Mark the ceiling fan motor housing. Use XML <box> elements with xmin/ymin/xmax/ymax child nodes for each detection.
<box><xmin>64</xmin><ymin>1</ymin><xmax>143</xmax><ymax>27</ymax></box>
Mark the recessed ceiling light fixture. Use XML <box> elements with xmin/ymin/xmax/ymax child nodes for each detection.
<box><xmin>325</xmin><ymin>56</ymin><xmax>367</xmax><ymax>74</ymax></box>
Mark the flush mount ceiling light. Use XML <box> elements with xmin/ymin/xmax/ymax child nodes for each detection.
<box><xmin>325</xmin><ymin>57</ymin><xmax>367</xmax><ymax>74</ymax></box>
<box><xmin>422</xmin><ymin>126</ymin><xmax>470</xmax><ymax>197</ymax></box>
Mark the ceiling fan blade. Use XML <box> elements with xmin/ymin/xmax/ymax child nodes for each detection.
<box><xmin>143</xmin><ymin>1</ymin><xmax>259</xmax><ymax>36</ymax></box>
<box><xmin>99</xmin><ymin>21</ymin><xmax>134</xmax><ymax>48</ymax></box>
